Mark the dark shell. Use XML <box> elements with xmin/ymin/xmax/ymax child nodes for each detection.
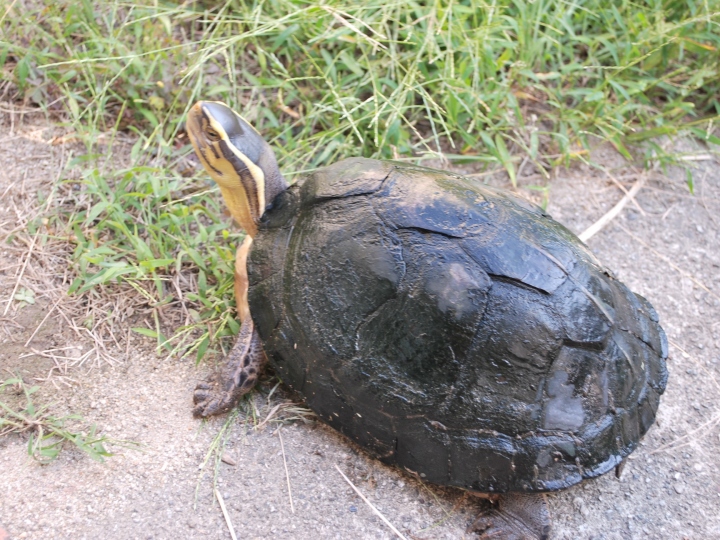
<box><xmin>248</xmin><ymin>158</ymin><xmax>668</xmax><ymax>493</ymax></box>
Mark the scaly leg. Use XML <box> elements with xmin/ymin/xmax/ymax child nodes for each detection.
<box><xmin>469</xmin><ymin>493</ymin><xmax>550</xmax><ymax>540</ymax></box>
<box><xmin>193</xmin><ymin>236</ymin><xmax>266</xmax><ymax>417</ymax></box>
<box><xmin>193</xmin><ymin>317</ymin><xmax>267</xmax><ymax>416</ymax></box>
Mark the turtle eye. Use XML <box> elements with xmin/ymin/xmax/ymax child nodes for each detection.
<box><xmin>206</xmin><ymin>128</ymin><xmax>220</xmax><ymax>141</ymax></box>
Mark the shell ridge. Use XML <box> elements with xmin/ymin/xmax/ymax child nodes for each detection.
<box><xmin>352</xmin><ymin>196</ymin><xmax>408</xmax><ymax>351</ymax></box>
<box><xmin>484</xmin><ymin>272</ymin><xmax>552</xmax><ymax>296</ymax></box>
<box><xmin>248</xmin><ymin>159</ymin><xmax>668</xmax><ymax>495</ymax></box>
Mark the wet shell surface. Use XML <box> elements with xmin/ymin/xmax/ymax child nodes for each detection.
<box><xmin>248</xmin><ymin>158</ymin><xmax>668</xmax><ymax>493</ymax></box>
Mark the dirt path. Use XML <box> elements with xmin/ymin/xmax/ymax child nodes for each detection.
<box><xmin>1</xmin><ymin>113</ymin><xmax>719</xmax><ymax>539</ymax></box>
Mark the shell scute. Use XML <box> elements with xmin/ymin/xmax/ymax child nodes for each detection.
<box><xmin>247</xmin><ymin>159</ymin><xmax>668</xmax><ymax>492</ymax></box>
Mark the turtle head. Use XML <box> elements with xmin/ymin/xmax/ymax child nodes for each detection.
<box><xmin>187</xmin><ymin>101</ymin><xmax>287</xmax><ymax>237</ymax></box>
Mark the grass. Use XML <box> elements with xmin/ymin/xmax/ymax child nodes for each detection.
<box><xmin>195</xmin><ymin>382</ymin><xmax>315</xmax><ymax>502</ymax></box>
<box><xmin>62</xmin><ymin>157</ymin><xmax>242</xmax><ymax>360</ymax></box>
<box><xmin>1</xmin><ymin>0</ymin><xmax>719</xmax><ymax>362</ymax></box>
<box><xmin>0</xmin><ymin>377</ymin><xmax>133</xmax><ymax>463</ymax></box>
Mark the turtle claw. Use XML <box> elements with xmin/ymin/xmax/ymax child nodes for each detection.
<box><xmin>470</xmin><ymin>516</ymin><xmax>522</xmax><ymax>540</ymax></box>
<box><xmin>469</xmin><ymin>494</ymin><xmax>550</xmax><ymax>540</ymax></box>
<box><xmin>193</xmin><ymin>390</ymin><xmax>211</xmax><ymax>402</ymax></box>
<box><xmin>192</xmin><ymin>374</ymin><xmax>241</xmax><ymax>417</ymax></box>
<box><xmin>192</xmin><ymin>387</ymin><xmax>215</xmax><ymax>407</ymax></box>
<box><xmin>193</xmin><ymin>391</ymin><xmax>230</xmax><ymax>417</ymax></box>
<box><xmin>192</xmin><ymin>318</ymin><xmax>267</xmax><ymax>418</ymax></box>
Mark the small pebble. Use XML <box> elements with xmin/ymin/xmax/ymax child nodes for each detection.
<box><xmin>221</xmin><ymin>453</ymin><xmax>237</xmax><ymax>466</ymax></box>
<box><xmin>349</xmin><ymin>505</ymin><xmax>357</xmax><ymax>513</ymax></box>
<box><xmin>674</xmin><ymin>484</ymin><xmax>685</xmax><ymax>494</ymax></box>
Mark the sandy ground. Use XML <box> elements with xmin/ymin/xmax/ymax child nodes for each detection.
<box><xmin>0</xmin><ymin>111</ymin><xmax>719</xmax><ymax>540</ymax></box>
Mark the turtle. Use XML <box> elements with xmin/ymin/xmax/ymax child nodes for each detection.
<box><xmin>185</xmin><ymin>100</ymin><xmax>668</xmax><ymax>539</ymax></box>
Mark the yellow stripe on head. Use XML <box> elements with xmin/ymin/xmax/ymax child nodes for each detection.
<box><xmin>205</xmin><ymin>112</ymin><xmax>266</xmax><ymax>216</ymax></box>
<box><xmin>186</xmin><ymin>101</ymin><xmax>273</xmax><ymax>237</ymax></box>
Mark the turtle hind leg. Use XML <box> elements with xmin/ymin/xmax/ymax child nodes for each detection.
<box><xmin>193</xmin><ymin>317</ymin><xmax>267</xmax><ymax>417</ymax></box>
<box><xmin>469</xmin><ymin>493</ymin><xmax>550</xmax><ymax>540</ymax></box>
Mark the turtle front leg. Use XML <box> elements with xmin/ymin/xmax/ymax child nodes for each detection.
<box><xmin>193</xmin><ymin>236</ymin><xmax>265</xmax><ymax>417</ymax></box>
<box><xmin>469</xmin><ymin>493</ymin><xmax>550</xmax><ymax>540</ymax></box>
<box><xmin>193</xmin><ymin>317</ymin><xmax>267</xmax><ymax>417</ymax></box>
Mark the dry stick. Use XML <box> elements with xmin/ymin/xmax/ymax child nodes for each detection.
<box><xmin>649</xmin><ymin>413</ymin><xmax>720</xmax><ymax>455</ymax></box>
<box><xmin>125</xmin><ymin>327</ymin><xmax>132</xmax><ymax>360</ymax></box>
<box><xmin>578</xmin><ymin>175</ymin><xmax>646</xmax><ymax>243</ymax></box>
<box><xmin>2</xmin><ymin>145</ymin><xmax>69</xmax><ymax>321</ymax></box>
<box><xmin>214</xmin><ymin>489</ymin><xmax>238</xmax><ymax>540</ymax></box>
<box><xmin>464</xmin><ymin>167</ymin><xmax>504</xmax><ymax>179</ymax></box>
<box><xmin>0</xmin><ymin>179</ymin><xmax>18</xmax><ymax>202</ymax></box>
<box><xmin>0</xmin><ymin>0</ymin><xmax>19</xmax><ymax>25</ymax></box>
<box><xmin>56</xmin><ymin>305</ymin><xmax>87</xmax><ymax>341</ymax></box>
<box><xmin>604</xmin><ymin>169</ymin><xmax>646</xmax><ymax>215</ymax></box>
<box><xmin>255</xmin><ymin>403</ymin><xmax>284</xmax><ymax>431</ymax></box>
<box><xmin>322</xmin><ymin>6</ymin><xmax>386</xmax><ymax>50</ymax></box>
<box><xmin>678</xmin><ymin>154</ymin><xmax>715</xmax><ymax>161</ymax></box>
<box><xmin>3</xmin><ymin>231</ymin><xmax>38</xmax><ymax>316</ymax></box>
<box><xmin>699</xmin><ymin>171</ymin><xmax>719</xmax><ymax>228</ymax></box>
<box><xmin>614</xmin><ymin>223</ymin><xmax>720</xmax><ymax>304</ymax></box>
<box><xmin>277</xmin><ymin>428</ymin><xmax>295</xmax><ymax>513</ymax></box>
<box><xmin>417</xmin><ymin>485</ymin><xmax>469</xmax><ymax>531</ymax></box>
<box><xmin>661</xmin><ymin>203</ymin><xmax>677</xmax><ymax>221</ymax></box>
<box><xmin>42</xmin><ymin>145</ymin><xmax>66</xmax><ymax>214</ymax></box>
<box><xmin>24</xmin><ymin>296</ymin><xmax>62</xmax><ymax>347</ymax></box>
<box><xmin>334</xmin><ymin>465</ymin><xmax>409</xmax><ymax>540</ymax></box>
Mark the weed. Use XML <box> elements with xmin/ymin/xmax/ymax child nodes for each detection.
<box><xmin>194</xmin><ymin>381</ymin><xmax>314</xmax><ymax>502</ymax></box>
<box><xmin>3</xmin><ymin>0</ymin><xmax>719</xmax><ymax>169</ymax></box>
<box><xmin>59</xmin><ymin>158</ymin><xmax>242</xmax><ymax>361</ymax></box>
<box><xmin>0</xmin><ymin>377</ymin><xmax>134</xmax><ymax>463</ymax></box>
<box><xmin>1</xmin><ymin>0</ymin><xmax>719</xmax><ymax>362</ymax></box>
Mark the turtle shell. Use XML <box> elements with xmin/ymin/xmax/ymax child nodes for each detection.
<box><xmin>247</xmin><ymin>158</ymin><xmax>668</xmax><ymax>493</ymax></box>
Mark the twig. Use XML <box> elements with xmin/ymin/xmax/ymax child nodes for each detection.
<box><xmin>335</xmin><ymin>464</ymin><xmax>409</xmax><ymax>540</ymax></box>
<box><xmin>278</xmin><ymin>428</ymin><xmax>295</xmax><ymax>513</ymax></box>
<box><xmin>56</xmin><ymin>305</ymin><xmax>87</xmax><ymax>340</ymax></box>
<box><xmin>413</xmin><ymin>481</ymin><xmax>471</xmax><ymax>534</ymax></box>
<box><xmin>699</xmin><ymin>171</ymin><xmax>718</xmax><ymax>227</ymax></box>
<box><xmin>604</xmin><ymin>170</ymin><xmax>646</xmax><ymax>215</ymax></box>
<box><xmin>464</xmin><ymin>167</ymin><xmax>504</xmax><ymax>179</ymax></box>
<box><xmin>322</xmin><ymin>6</ymin><xmax>387</xmax><ymax>50</ymax></box>
<box><xmin>579</xmin><ymin>175</ymin><xmax>646</xmax><ymax>242</ymax></box>
<box><xmin>0</xmin><ymin>179</ymin><xmax>18</xmax><ymax>202</ymax></box>
<box><xmin>254</xmin><ymin>402</ymin><xmax>284</xmax><ymax>431</ymax></box>
<box><xmin>649</xmin><ymin>413</ymin><xmax>720</xmax><ymax>455</ymax></box>
<box><xmin>678</xmin><ymin>154</ymin><xmax>715</xmax><ymax>161</ymax></box>
<box><xmin>24</xmin><ymin>297</ymin><xmax>62</xmax><ymax>347</ymax></box>
<box><xmin>3</xmin><ymin>231</ymin><xmax>39</xmax><ymax>316</ymax></box>
<box><xmin>214</xmin><ymin>489</ymin><xmax>238</xmax><ymax>540</ymax></box>
<box><xmin>41</xmin><ymin>144</ymin><xmax>66</xmax><ymax>214</ymax></box>
<box><xmin>0</xmin><ymin>0</ymin><xmax>18</xmax><ymax>26</ymax></box>
<box><xmin>661</xmin><ymin>203</ymin><xmax>676</xmax><ymax>221</ymax></box>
